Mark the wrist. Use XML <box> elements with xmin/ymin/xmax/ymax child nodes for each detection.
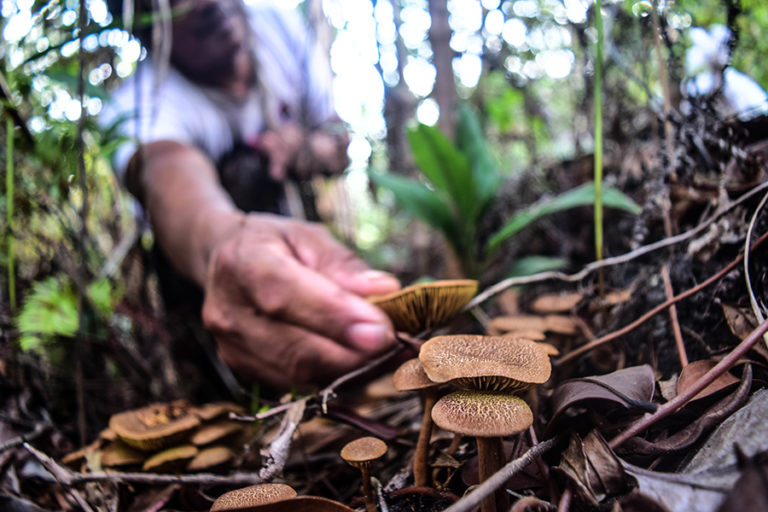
<box><xmin>190</xmin><ymin>205</ymin><xmax>246</xmax><ymax>287</ymax></box>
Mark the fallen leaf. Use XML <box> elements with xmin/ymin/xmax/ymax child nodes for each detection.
<box><xmin>550</xmin><ymin>365</ymin><xmax>656</xmax><ymax>424</ymax></box>
<box><xmin>716</xmin><ymin>449</ymin><xmax>768</xmax><ymax>512</ymax></box>
<box><xmin>623</xmin><ymin>364</ymin><xmax>752</xmax><ymax>456</ymax></box>
<box><xmin>722</xmin><ymin>303</ymin><xmax>757</xmax><ymax>339</ymax></box>
<box><xmin>677</xmin><ymin>359</ymin><xmax>740</xmax><ymax>402</ymax></box>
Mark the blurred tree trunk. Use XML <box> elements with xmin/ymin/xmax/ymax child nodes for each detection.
<box><xmin>428</xmin><ymin>0</ymin><xmax>456</xmax><ymax>138</ymax></box>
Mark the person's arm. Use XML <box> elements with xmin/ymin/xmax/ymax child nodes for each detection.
<box><xmin>126</xmin><ymin>140</ymin><xmax>401</xmax><ymax>389</ymax></box>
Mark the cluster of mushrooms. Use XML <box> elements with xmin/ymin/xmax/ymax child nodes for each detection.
<box><xmin>63</xmin><ymin>401</ymin><xmax>250</xmax><ymax>473</ymax></box>
<box><xmin>378</xmin><ymin>279</ymin><xmax>553</xmax><ymax>512</ymax></box>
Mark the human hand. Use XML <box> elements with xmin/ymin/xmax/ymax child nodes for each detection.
<box><xmin>200</xmin><ymin>213</ymin><xmax>401</xmax><ymax>390</ymax></box>
<box><xmin>252</xmin><ymin>122</ymin><xmax>350</xmax><ymax>181</ymax></box>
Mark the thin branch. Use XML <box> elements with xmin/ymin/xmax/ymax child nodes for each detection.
<box><xmin>441</xmin><ymin>437</ymin><xmax>560</xmax><ymax>512</ymax></box>
<box><xmin>0</xmin><ymin>422</ymin><xmax>51</xmax><ymax>453</ymax></box>
<box><xmin>609</xmin><ymin>318</ymin><xmax>768</xmax><ymax>449</ymax></box>
<box><xmin>557</xmin><ymin>230</ymin><xmax>768</xmax><ymax>365</ymax></box>
<box><xmin>467</xmin><ymin>180</ymin><xmax>768</xmax><ymax>309</ymax></box>
<box><xmin>661</xmin><ymin>264</ymin><xmax>688</xmax><ymax>368</ymax></box>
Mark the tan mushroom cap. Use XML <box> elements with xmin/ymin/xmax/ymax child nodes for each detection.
<box><xmin>109</xmin><ymin>401</ymin><xmax>201</xmax><ymax>452</ymax></box>
<box><xmin>419</xmin><ymin>335</ymin><xmax>551</xmax><ymax>392</ymax></box>
<box><xmin>186</xmin><ymin>445</ymin><xmax>234</xmax><ymax>472</ymax></box>
<box><xmin>369</xmin><ymin>279</ymin><xmax>478</xmax><ymax>333</ymax></box>
<box><xmin>431</xmin><ymin>390</ymin><xmax>533</xmax><ymax>438</ymax></box>
<box><xmin>210</xmin><ymin>483</ymin><xmax>298</xmax><ymax>511</ymax></box>
<box><xmin>340</xmin><ymin>436</ymin><xmax>388</xmax><ymax>468</ymax></box>
<box><xmin>392</xmin><ymin>358</ymin><xmax>437</xmax><ymax>391</ymax></box>
<box><xmin>190</xmin><ymin>421</ymin><xmax>245</xmax><ymax>446</ymax></box>
<box><xmin>251</xmin><ymin>496</ymin><xmax>355</xmax><ymax>512</ymax></box>
<box><xmin>141</xmin><ymin>444</ymin><xmax>198</xmax><ymax>473</ymax></box>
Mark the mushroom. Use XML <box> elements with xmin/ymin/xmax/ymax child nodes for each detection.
<box><xmin>340</xmin><ymin>436</ymin><xmax>388</xmax><ymax>512</ymax></box>
<box><xmin>369</xmin><ymin>279</ymin><xmax>478</xmax><ymax>334</ymax></box>
<box><xmin>392</xmin><ymin>358</ymin><xmax>440</xmax><ymax>487</ymax></box>
<box><xmin>187</xmin><ymin>445</ymin><xmax>234</xmax><ymax>473</ymax></box>
<box><xmin>190</xmin><ymin>421</ymin><xmax>246</xmax><ymax>447</ymax></box>
<box><xmin>419</xmin><ymin>335</ymin><xmax>551</xmax><ymax>392</ymax></box>
<box><xmin>141</xmin><ymin>444</ymin><xmax>198</xmax><ymax>473</ymax></box>
<box><xmin>210</xmin><ymin>483</ymin><xmax>297</xmax><ymax>511</ymax></box>
<box><xmin>431</xmin><ymin>391</ymin><xmax>533</xmax><ymax>512</ymax></box>
<box><xmin>109</xmin><ymin>401</ymin><xmax>201</xmax><ymax>452</ymax></box>
<box><xmin>244</xmin><ymin>496</ymin><xmax>355</xmax><ymax>512</ymax></box>
<box><xmin>419</xmin><ymin>335</ymin><xmax>551</xmax><ymax>512</ymax></box>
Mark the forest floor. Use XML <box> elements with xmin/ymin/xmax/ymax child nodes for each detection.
<box><xmin>2</xmin><ymin>110</ymin><xmax>768</xmax><ymax>512</ymax></box>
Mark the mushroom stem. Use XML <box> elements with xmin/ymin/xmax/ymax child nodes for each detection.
<box><xmin>359</xmin><ymin>465</ymin><xmax>377</xmax><ymax>512</ymax></box>
<box><xmin>476</xmin><ymin>436</ymin><xmax>508</xmax><ymax>512</ymax></box>
<box><xmin>414</xmin><ymin>389</ymin><xmax>437</xmax><ymax>487</ymax></box>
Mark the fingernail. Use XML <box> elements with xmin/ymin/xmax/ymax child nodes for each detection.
<box><xmin>347</xmin><ymin>322</ymin><xmax>390</xmax><ymax>351</ymax></box>
<box><xmin>360</xmin><ymin>270</ymin><xmax>396</xmax><ymax>281</ymax></box>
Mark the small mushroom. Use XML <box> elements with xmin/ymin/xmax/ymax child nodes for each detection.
<box><xmin>431</xmin><ymin>391</ymin><xmax>533</xmax><ymax>512</ymax></box>
<box><xmin>392</xmin><ymin>358</ymin><xmax>440</xmax><ymax>487</ymax></box>
<box><xmin>187</xmin><ymin>445</ymin><xmax>234</xmax><ymax>473</ymax></box>
<box><xmin>142</xmin><ymin>444</ymin><xmax>198</xmax><ymax>473</ymax></box>
<box><xmin>190</xmin><ymin>421</ymin><xmax>246</xmax><ymax>447</ymax></box>
<box><xmin>100</xmin><ymin>441</ymin><xmax>147</xmax><ymax>468</ymax></box>
<box><xmin>340</xmin><ymin>436</ymin><xmax>388</xmax><ymax>512</ymax></box>
<box><xmin>419</xmin><ymin>335</ymin><xmax>551</xmax><ymax>392</ymax></box>
<box><xmin>109</xmin><ymin>401</ymin><xmax>201</xmax><ymax>452</ymax></box>
<box><xmin>369</xmin><ymin>279</ymin><xmax>478</xmax><ymax>334</ymax></box>
<box><xmin>245</xmin><ymin>496</ymin><xmax>355</xmax><ymax>512</ymax></box>
<box><xmin>210</xmin><ymin>483</ymin><xmax>297</xmax><ymax>511</ymax></box>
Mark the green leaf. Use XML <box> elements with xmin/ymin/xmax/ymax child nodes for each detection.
<box><xmin>16</xmin><ymin>276</ymin><xmax>78</xmax><ymax>354</ymax></box>
<box><xmin>455</xmin><ymin>103</ymin><xmax>500</xmax><ymax>215</ymax></box>
<box><xmin>369</xmin><ymin>170</ymin><xmax>466</xmax><ymax>258</ymax></box>
<box><xmin>486</xmin><ymin>182</ymin><xmax>641</xmax><ymax>253</ymax></box>
<box><xmin>87</xmin><ymin>278</ymin><xmax>121</xmax><ymax>318</ymax></box>
<box><xmin>406</xmin><ymin>123</ymin><xmax>477</xmax><ymax>220</ymax></box>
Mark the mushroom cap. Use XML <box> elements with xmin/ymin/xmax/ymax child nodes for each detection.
<box><xmin>210</xmin><ymin>483</ymin><xmax>298</xmax><ymax>511</ymax></box>
<box><xmin>99</xmin><ymin>441</ymin><xmax>147</xmax><ymax>468</ymax></box>
<box><xmin>419</xmin><ymin>335</ymin><xmax>551</xmax><ymax>392</ymax></box>
<box><xmin>141</xmin><ymin>444</ymin><xmax>198</xmax><ymax>473</ymax></box>
<box><xmin>340</xmin><ymin>436</ymin><xmax>388</xmax><ymax>467</ymax></box>
<box><xmin>431</xmin><ymin>390</ymin><xmax>533</xmax><ymax>438</ymax></box>
<box><xmin>392</xmin><ymin>358</ymin><xmax>436</xmax><ymax>391</ymax></box>
<box><xmin>109</xmin><ymin>401</ymin><xmax>200</xmax><ymax>452</ymax></box>
<box><xmin>190</xmin><ymin>401</ymin><xmax>245</xmax><ymax>422</ymax></box>
<box><xmin>186</xmin><ymin>445</ymin><xmax>234</xmax><ymax>472</ymax></box>
<box><xmin>369</xmin><ymin>279</ymin><xmax>478</xmax><ymax>333</ymax></box>
<box><xmin>190</xmin><ymin>421</ymin><xmax>245</xmax><ymax>446</ymax></box>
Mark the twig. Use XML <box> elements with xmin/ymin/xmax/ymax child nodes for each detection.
<box><xmin>24</xmin><ymin>443</ymin><xmax>96</xmax><ymax>512</ymax></box>
<box><xmin>441</xmin><ymin>437</ymin><xmax>560</xmax><ymax>512</ymax></box>
<box><xmin>609</xmin><ymin>317</ymin><xmax>768</xmax><ymax>449</ymax></box>
<box><xmin>661</xmin><ymin>264</ymin><xmax>688</xmax><ymax>368</ymax></box>
<box><xmin>0</xmin><ymin>422</ymin><xmax>51</xmax><ymax>453</ymax></box>
<box><xmin>743</xmin><ymin>189</ymin><xmax>768</xmax><ymax>348</ymax></box>
<box><xmin>557</xmin><ymin>230</ymin><xmax>768</xmax><ymax>365</ymax></box>
<box><xmin>258</xmin><ymin>399</ymin><xmax>306</xmax><ymax>481</ymax></box>
<box><xmin>557</xmin><ymin>487</ymin><xmax>572</xmax><ymax>512</ymax></box>
<box><xmin>320</xmin><ymin>344</ymin><xmax>405</xmax><ymax>414</ymax></box>
<box><xmin>466</xmin><ymin>180</ymin><xmax>768</xmax><ymax>309</ymax></box>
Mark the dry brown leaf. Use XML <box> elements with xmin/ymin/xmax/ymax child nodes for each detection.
<box><xmin>676</xmin><ymin>359</ymin><xmax>740</xmax><ymax>402</ymax></box>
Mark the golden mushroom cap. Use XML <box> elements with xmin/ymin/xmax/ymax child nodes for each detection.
<box><xmin>210</xmin><ymin>483</ymin><xmax>298</xmax><ymax>511</ymax></box>
<box><xmin>431</xmin><ymin>390</ymin><xmax>533</xmax><ymax>438</ymax></box>
<box><xmin>190</xmin><ymin>421</ymin><xmax>245</xmax><ymax>446</ymax></box>
<box><xmin>141</xmin><ymin>444</ymin><xmax>198</xmax><ymax>473</ymax></box>
<box><xmin>108</xmin><ymin>401</ymin><xmax>201</xmax><ymax>452</ymax></box>
<box><xmin>340</xmin><ymin>436</ymin><xmax>388</xmax><ymax>468</ymax></box>
<box><xmin>419</xmin><ymin>335</ymin><xmax>551</xmax><ymax>392</ymax></box>
<box><xmin>187</xmin><ymin>445</ymin><xmax>234</xmax><ymax>472</ymax></box>
<box><xmin>392</xmin><ymin>358</ymin><xmax>436</xmax><ymax>391</ymax></box>
<box><xmin>369</xmin><ymin>279</ymin><xmax>478</xmax><ymax>334</ymax></box>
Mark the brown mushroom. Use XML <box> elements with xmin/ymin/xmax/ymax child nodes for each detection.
<box><xmin>100</xmin><ymin>440</ymin><xmax>147</xmax><ymax>468</ymax></box>
<box><xmin>210</xmin><ymin>483</ymin><xmax>297</xmax><ymax>511</ymax></box>
<box><xmin>340</xmin><ymin>436</ymin><xmax>388</xmax><ymax>512</ymax></box>
<box><xmin>392</xmin><ymin>358</ymin><xmax>440</xmax><ymax>487</ymax></box>
<box><xmin>142</xmin><ymin>444</ymin><xmax>198</xmax><ymax>473</ymax></box>
<box><xmin>187</xmin><ymin>445</ymin><xmax>234</xmax><ymax>473</ymax></box>
<box><xmin>109</xmin><ymin>401</ymin><xmax>201</xmax><ymax>452</ymax></box>
<box><xmin>431</xmin><ymin>391</ymin><xmax>533</xmax><ymax>512</ymax></box>
<box><xmin>419</xmin><ymin>335</ymin><xmax>551</xmax><ymax>392</ymax></box>
<box><xmin>369</xmin><ymin>279</ymin><xmax>478</xmax><ymax>334</ymax></box>
<box><xmin>190</xmin><ymin>421</ymin><xmax>246</xmax><ymax>447</ymax></box>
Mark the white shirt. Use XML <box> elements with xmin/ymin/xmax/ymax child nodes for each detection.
<box><xmin>101</xmin><ymin>4</ymin><xmax>337</xmax><ymax>178</ymax></box>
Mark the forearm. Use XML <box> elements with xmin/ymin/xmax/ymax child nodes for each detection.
<box><xmin>126</xmin><ymin>140</ymin><xmax>243</xmax><ymax>286</ymax></box>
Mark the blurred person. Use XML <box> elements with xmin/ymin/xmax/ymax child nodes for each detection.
<box><xmin>101</xmin><ymin>0</ymin><xmax>400</xmax><ymax>391</ymax></box>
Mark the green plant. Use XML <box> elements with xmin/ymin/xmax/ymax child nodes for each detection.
<box><xmin>370</xmin><ymin>103</ymin><xmax>640</xmax><ymax>278</ymax></box>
